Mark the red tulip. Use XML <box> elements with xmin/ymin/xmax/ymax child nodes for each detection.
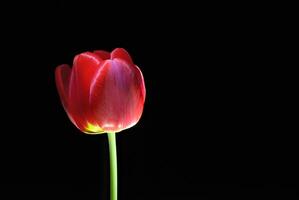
<box><xmin>55</xmin><ymin>48</ymin><xmax>146</xmax><ymax>134</ymax></box>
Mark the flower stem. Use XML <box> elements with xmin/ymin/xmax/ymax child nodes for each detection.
<box><xmin>108</xmin><ymin>132</ymin><xmax>117</xmax><ymax>200</ymax></box>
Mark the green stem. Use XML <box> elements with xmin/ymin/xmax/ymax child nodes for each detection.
<box><xmin>108</xmin><ymin>132</ymin><xmax>117</xmax><ymax>200</ymax></box>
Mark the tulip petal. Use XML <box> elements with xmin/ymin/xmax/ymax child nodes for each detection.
<box><xmin>111</xmin><ymin>48</ymin><xmax>134</xmax><ymax>66</ymax></box>
<box><xmin>68</xmin><ymin>52</ymin><xmax>103</xmax><ymax>131</ymax></box>
<box><xmin>56</xmin><ymin>64</ymin><xmax>80</xmax><ymax>127</ymax></box>
<box><xmin>131</xmin><ymin>65</ymin><xmax>146</xmax><ymax>102</ymax></box>
<box><xmin>94</xmin><ymin>50</ymin><xmax>110</xmax><ymax>60</ymax></box>
<box><xmin>55</xmin><ymin>64</ymin><xmax>71</xmax><ymax>110</ymax></box>
<box><xmin>89</xmin><ymin>59</ymin><xmax>145</xmax><ymax>132</ymax></box>
<box><xmin>69</xmin><ymin>52</ymin><xmax>102</xmax><ymax>107</ymax></box>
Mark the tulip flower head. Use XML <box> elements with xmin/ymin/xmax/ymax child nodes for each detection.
<box><xmin>55</xmin><ymin>48</ymin><xmax>146</xmax><ymax>134</ymax></box>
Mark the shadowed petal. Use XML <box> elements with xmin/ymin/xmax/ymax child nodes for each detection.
<box><xmin>94</xmin><ymin>50</ymin><xmax>110</xmax><ymax>60</ymax></box>
<box><xmin>55</xmin><ymin>64</ymin><xmax>81</xmax><ymax>127</ymax></box>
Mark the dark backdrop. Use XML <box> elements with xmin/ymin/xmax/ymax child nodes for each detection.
<box><xmin>0</xmin><ymin>1</ymin><xmax>297</xmax><ymax>199</ymax></box>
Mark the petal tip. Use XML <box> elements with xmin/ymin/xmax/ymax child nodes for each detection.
<box><xmin>111</xmin><ymin>48</ymin><xmax>134</xmax><ymax>65</ymax></box>
<box><xmin>93</xmin><ymin>50</ymin><xmax>110</xmax><ymax>60</ymax></box>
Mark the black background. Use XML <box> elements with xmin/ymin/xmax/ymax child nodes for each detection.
<box><xmin>0</xmin><ymin>1</ymin><xmax>297</xmax><ymax>199</ymax></box>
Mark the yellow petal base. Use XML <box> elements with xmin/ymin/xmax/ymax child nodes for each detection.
<box><xmin>84</xmin><ymin>122</ymin><xmax>105</xmax><ymax>134</ymax></box>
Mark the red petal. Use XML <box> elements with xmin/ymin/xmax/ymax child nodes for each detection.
<box><xmin>68</xmin><ymin>52</ymin><xmax>103</xmax><ymax>131</ymax></box>
<box><xmin>111</xmin><ymin>48</ymin><xmax>134</xmax><ymax>66</ymax></box>
<box><xmin>56</xmin><ymin>64</ymin><xmax>81</xmax><ymax>127</ymax></box>
<box><xmin>132</xmin><ymin>65</ymin><xmax>146</xmax><ymax>102</ymax></box>
<box><xmin>89</xmin><ymin>59</ymin><xmax>145</xmax><ymax>132</ymax></box>
<box><xmin>93</xmin><ymin>50</ymin><xmax>110</xmax><ymax>60</ymax></box>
